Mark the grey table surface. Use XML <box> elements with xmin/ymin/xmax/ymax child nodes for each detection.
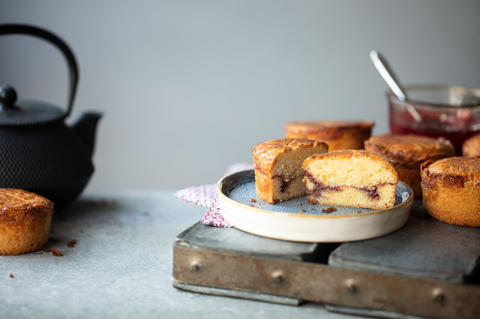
<box><xmin>0</xmin><ymin>191</ymin><xmax>356</xmax><ymax>319</ymax></box>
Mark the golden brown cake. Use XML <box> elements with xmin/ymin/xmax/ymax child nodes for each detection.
<box><xmin>253</xmin><ymin>138</ymin><xmax>328</xmax><ymax>204</ymax></box>
<box><xmin>0</xmin><ymin>189</ymin><xmax>54</xmax><ymax>255</ymax></box>
<box><xmin>302</xmin><ymin>150</ymin><xmax>398</xmax><ymax>209</ymax></box>
<box><xmin>421</xmin><ymin>157</ymin><xmax>480</xmax><ymax>227</ymax></box>
<box><xmin>285</xmin><ymin>121</ymin><xmax>374</xmax><ymax>151</ymax></box>
<box><xmin>365</xmin><ymin>134</ymin><xmax>454</xmax><ymax>197</ymax></box>
<box><xmin>463</xmin><ymin>134</ymin><xmax>480</xmax><ymax>157</ymax></box>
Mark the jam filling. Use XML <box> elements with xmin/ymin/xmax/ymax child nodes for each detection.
<box><xmin>273</xmin><ymin>173</ymin><xmax>303</xmax><ymax>193</ymax></box>
<box><xmin>255</xmin><ymin>166</ymin><xmax>303</xmax><ymax>193</ymax></box>
<box><xmin>279</xmin><ymin>178</ymin><xmax>292</xmax><ymax>192</ymax></box>
<box><xmin>304</xmin><ymin>172</ymin><xmax>341</xmax><ymax>195</ymax></box>
<box><xmin>362</xmin><ymin>186</ymin><xmax>380</xmax><ymax>200</ymax></box>
<box><xmin>304</xmin><ymin>171</ymin><xmax>393</xmax><ymax>201</ymax></box>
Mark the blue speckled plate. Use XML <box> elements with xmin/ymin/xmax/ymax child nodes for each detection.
<box><xmin>217</xmin><ymin>170</ymin><xmax>413</xmax><ymax>242</ymax></box>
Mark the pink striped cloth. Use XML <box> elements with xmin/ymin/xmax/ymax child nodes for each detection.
<box><xmin>174</xmin><ymin>163</ymin><xmax>253</xmax><ymax>228</ymax></box>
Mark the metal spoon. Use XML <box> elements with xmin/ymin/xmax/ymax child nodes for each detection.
<box><xmin>369</xmin><ymin>50</ymin><xmax>422</xmax><ymax>122</ymax></box>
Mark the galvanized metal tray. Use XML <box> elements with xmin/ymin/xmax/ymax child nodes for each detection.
<box><xmin>173</xmin><ymin>202</ymin><xmax>480</xmax><ymax>319</ymax></box>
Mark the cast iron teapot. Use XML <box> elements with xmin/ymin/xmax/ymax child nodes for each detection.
<box><xmin>0</xmin><ymin>24</ymin><xmax>101</xmax><ymax>210</ymax></box>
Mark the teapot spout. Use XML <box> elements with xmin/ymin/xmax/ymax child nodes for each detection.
<box><xmin>71</xmin><ymin>112</ymin><xmax>102</xmax><ymax>157</ymax></box>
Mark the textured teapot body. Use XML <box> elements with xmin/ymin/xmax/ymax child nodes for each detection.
<box><xmin>0</xmin><ymin>24</ymin><xmax>102</xmax><ymax>210</ymax></box>
<box><xmin>0</xmin><ymin>114</ymin><xmax>100</xmax><ymax>209</ymax></box>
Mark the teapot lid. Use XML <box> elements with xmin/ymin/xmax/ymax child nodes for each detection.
<box><xmin>0</xmin><ymin>84</ymin><xmax>66</xmax><ymax>127</ymax></box>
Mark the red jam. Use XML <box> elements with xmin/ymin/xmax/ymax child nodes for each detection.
<box><xmin>389</xmin><ymin>105</ymin><xmax>480</xmax><ymax>155</ymax></box>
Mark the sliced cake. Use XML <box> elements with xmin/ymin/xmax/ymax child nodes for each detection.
<box><xmin>302</xmin><ymin>150</ymin><xmax>398</xmax><ymax>209</ymax></box>
<box><xmin>253</xmin><ymin>138</ymin><xmax>328</xmax><ymax>204</ymax></box>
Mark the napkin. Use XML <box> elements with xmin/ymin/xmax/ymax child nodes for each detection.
<box><xmin>174</xmin><ymin>163</ymin><xmax>253</xmax><ymax>228</ymax></box>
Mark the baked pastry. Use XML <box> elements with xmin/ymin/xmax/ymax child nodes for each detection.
<box><xmin>463</xmin><ymin>133</ymin><xmax>480</xmax><ymax>157</ymax></box>
<box><xmin>285</xmin><ymin>121</ymin><xmax>374</xmax><ymax>151</ymax></box>
<box><xmin>365</xmin><ymin>134</ymin><xmax>454</xmax><ymax>197</ymax></box>
<box><xmin>303</xmin><ymin>150</ymin><xmax>398</xmax><ymax>209</ymax></box>
<box><xmin>421</xmin><ymin>157</ymin><xmax>480</xmax><ymax>227</ymax></box>
<box><xmin>253</xmin><ymin>138</ymin><xmax>328</xmax><ymax>203</ymax></box>
<box><xmin>0</xmin><ymin>189</ymin><xmax>54</xmax><ymax>255</ymax></box>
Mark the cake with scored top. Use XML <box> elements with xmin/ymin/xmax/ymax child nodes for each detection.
<box><xmin>463</xmin><ymin>133</ymin><xmax>480</xmax><ymax>157</ymax></box>
<box><xmin>365</xmin><ymin>134</ymin><xmax>454</xmax><ymax>197</ymax></box>
<box><xmin>0</xmin><ymin>188</ymin><xmax>54</xmax><ymax>255</ymax></box>
<box><xmin>285</xmin><ymin>121</ymin><xmax>374</xmax><ymax>151</ymax></box>
<box><xmin>253</xmin><ymin>138</ymin><xmax>328</xmax><ymax>204</ymax></box>
<box><xmin>421</xmin><ymin>157</ymin><xmax>480</xmax><ymax>227</ymax></box>
<box><xmin>302</xmin><ymin>150</ymin><xmax>398</xmax><ymax>209</ymax></box>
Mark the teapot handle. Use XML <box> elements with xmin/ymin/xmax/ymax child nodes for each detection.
<box><xmin>0</xmin><ymin>24</ymin><xmax>78</xmax><ymax>118</ymax></box>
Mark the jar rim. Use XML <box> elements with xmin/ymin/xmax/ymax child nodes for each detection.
<box><xmin>387</xmin><ymin>84</ymin><xmax>480</xmax><ymax>109</ymax></box>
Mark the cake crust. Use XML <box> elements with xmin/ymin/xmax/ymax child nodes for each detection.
<box><xmin>253</xmin><ymin>138</ymin><xmax>328</xmax><ymax>178</ymax></box>
<box><xmin>285</xmin><ymin>121</ymin><xmax>374</xmax><ymax>151</ymax></box>
<box><xmin>365</xmin><ymin>134</ymin><xmax>454</xmax><ymax>197</ymax></box>
<box><xmin>303</xmin><ymin>149</ymin><xmax>398</xmax><ymax>177</ymax></box>
<box><xmin>0</xmin><ymin>189</ymin><xmax>54</xmax><ymax>255</ymax></box>
<box><xmin>365</xmin><ymin>134</ymin><xmax>454</xmax><ymax>164</ymax></box>
<box><xmin>421</xmin><ymin>157</ymin><xmax>480</xmax><ymax>227</ymax></box>
<box><xmin>253</xmin><ymin>138</ymin><xmax>328</xmax><ymax>203</ymax></box>
<box><xmin>463</xmin><ymin>133</ymin><xmax>480</xmax><ymax>157</ymax></box>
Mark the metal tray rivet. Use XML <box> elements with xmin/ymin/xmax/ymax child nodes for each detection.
<box><xmin>272</xmin><ymin>270</ymin><xmax>284</xmax><ymax>285</ymax></box>
<box><xmin>190</xmin><ymin>261</ymin><xmax>200</xmax><ymax>272</ymax></box>
<box><xmin>345</xmin><ymin>279</ymin><xmax>357</xmax><ymax>294</ymax></box>
<box><xmin>432</xmin><ymin>288</ymin><xmax>445</xmax><ymax>305</ymax></box>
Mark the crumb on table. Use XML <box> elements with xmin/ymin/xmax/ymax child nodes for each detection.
<box><xmin>250</xmin><ymin>198</ymin><xmax>257</xmax><ymax>203</ymax></box>
<box><xmin>321</xmin><ymin>207</ymin><xmax>337</xmax><ymax>213</ymax></box>
<box><xmin>67</xmin><ymin>239</ymin><xmax>77</xmax><ymax>248</ymax></box>
<box><xmin>9</xmin><ymin>273</ymin><xmax>14</xmax><ymax>278</ymax></box>
<box><xmin>45</xmin><ymin>248</ymin><xmax>63</xmax><ymax>257</ymax></box>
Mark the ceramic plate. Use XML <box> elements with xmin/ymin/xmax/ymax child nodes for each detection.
<box><xmin>217</xmin><ymin>170</ymin><xmax>413</xmax><ymax>242</ymax></box>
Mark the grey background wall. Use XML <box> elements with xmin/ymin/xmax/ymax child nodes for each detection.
<box><xmin>1</xmin><ymin>0</ymin><xmax>479</xmax><ymax>191</ymax></box>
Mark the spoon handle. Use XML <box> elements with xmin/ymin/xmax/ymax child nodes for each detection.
<box><xmin>370</xmin><ymin>50</ymin><xmax>422</xmax><ymax>122</ymax></box>
<box><xmin>369</xmin><ymin>50</ymin><xmax>408</xmax><ymax>100</ymax></box>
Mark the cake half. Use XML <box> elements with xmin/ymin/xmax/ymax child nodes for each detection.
<box><xmin>302</xmin><ymin>150</ymin><xmax>398</xmax><ymax>209</ymax></box>
<box><xmin>253</xmin><ymin>138</ymin><xmax>328</xmax><ymax>203</ymax></box>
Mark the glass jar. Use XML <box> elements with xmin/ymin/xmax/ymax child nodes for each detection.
<box><xmin>388</xmin><ymin>84</ymin><xmax>480</xmax><ymax>154</ymax></box>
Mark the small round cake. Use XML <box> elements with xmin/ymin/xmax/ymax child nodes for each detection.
<box><xmin>463</xmin><ymin>133</ymin><xmax>480</xmax><ymax>157</ymax></box>
<box><xmin>365</xmin><ymin>134</ymin><xmax>454</xmax><ymax>197</ymax></box>
<box><xmin>285</xmin><ymin>121</ymin><xmax>374</xmax><ymax>151</ymax></box>
<box><xmin>0</xmin><ymin>189</ymin><xmax>54</xmax><ymax>255</ymax></box>
<box><xmin>421</xmin><ymin>157</ymin><xmax>480</xmax><ymax>227</ymax></box>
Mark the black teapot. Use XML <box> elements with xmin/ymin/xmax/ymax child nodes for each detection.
<box><xmin>0</xmin><ymin>24</ymin><xmax>102</xmax><ymax>210</ymax></box>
